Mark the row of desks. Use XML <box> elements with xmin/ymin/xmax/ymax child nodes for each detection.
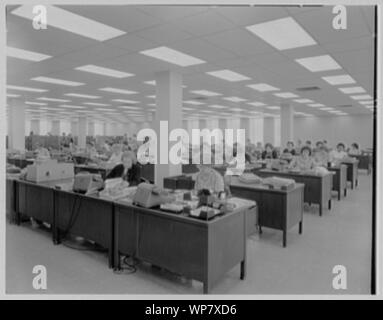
<box><xmin>6</xmin><ymin>177</ymin><xmax>255</xmax><ymax>294</ymax></box>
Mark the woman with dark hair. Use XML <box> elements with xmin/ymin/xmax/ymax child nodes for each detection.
<box><xmin>261</xmin><ymin>143</ymin><xmax>278</xmax><ymax>159</ymax></box>
<box><xmin>329</xmin><ymin>142</ymin><xmax>348</xmax><ymax>163</ymax></box>
<box><xmin>283</xmin><ymin>141</ymin><xmax>296</xmax><ymax>156</ymax></box>
<box><xmin>348</xmin><ymin>142</ymin><xmax>361</xmax><ymax>156</ymax></box>
<box><xmin>105</xmin><ymin>151</ymin><xmax>141</xmax><ymax>186</ymax></box>
<box><xmin>289</xmin><ymin>146</ymin><xmax>315</xmax><ymax>172</ymax></box>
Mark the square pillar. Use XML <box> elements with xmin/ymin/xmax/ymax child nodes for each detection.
<box><xmin>154</xmin><ymin>71</ymin><xmax>182</xmax><ymax>186</ymax></box>
<box><xmin>70</xmin><ymin>121</ymin><xmax>78</xmax><ymax>136</ymax></box>
<box><xmin>8</xmin><ymin>99</ymin><xmax>26</xmax><ymax>151</ymax></box>
<box><xmin>88</xmin><ymin>121</ymin><xmax>95</xmax><ymax>136</ymax></box>
<box><xmin>30</xmin><ymin>119</ymin><xmax>41</xmax><ymax>135</ymax></box>
<box><xmin>280</xmin><ymin>104</ymin><xmax>294</xmax><ymax>147</ymax></box>
<box><xmin>263</xmin><ymin>117</ymin><xmax>276</xmax><ymax>146</ymax></box>
<box><xmin>78</xmin><ymin>116</ymin><xmax>87</xmax><ymax>149</ymax></box>
<box><xmin>51</xmin><ymin>120</ymin><xmax>61</xmax><ymax>136</ymax></box>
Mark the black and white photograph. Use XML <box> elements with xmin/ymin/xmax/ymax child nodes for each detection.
<box><xmin>1</xmin><ymin>0</ymin><xmax>382</xmax><ymax>301</ymax></box>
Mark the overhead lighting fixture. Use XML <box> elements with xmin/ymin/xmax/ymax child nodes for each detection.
<box><xmin>247</xmin><ymin>83</ymin><xmax>279</xmax><ymax>92</ymax></box>
<box><xmin>274</xmin><ymin>92</ymin><xmax>299</xmax><ymax>98</ymax></box>
<box><xmin>183</xmin><ymin>100</ymin><xmax>205</xmax><ymax>105</ymax></box>
<box><xmin>112</xmin><ymin>99</ymin><xmax>139</xmax><ymax>104</ymax></box>
<box><xmin>206</xmin><ymin>69</ymin><xmax>251</xmax><ymax>82</ymax></box>
<box><xmin>7</xmin><ymin>46</ymin><xmax>51</xmax><ymax>62</ymax></box>
<box><xmin>11</xmin><ymin>5</ymin><xmax>126</xmax><ymax>41</ymax></box>
<box><xmin>60</xmin><ymin>105</ymin><xmax>86</xmax><ymax>109</ymax></box>
<box><xmin>99</xmin><ymin>87</ymin><xmax>137</xmax><ymax>95</ymax></box>
<box><xmin>247</xmin><ymin>102</ymin><xmax>266</xmax><ymax>107</ymax></box>
<box><xmin>65</xmin><ymin>93</ymin><xmax>100</xmax><ymax>99</ymax></box>
<box><xmin>223</xmin><ymin>97</ymin><xmax>247</xmax><ymax>102</ymax></box>
<box><xmin>246</xmin><ymin>17</ymin><xmax>316</xmax><ymax>50</ymax></box>
<box><xmin>140</xmin><ymin>46</ymin><xmax>205</xmax><ymax>67</ymax></box>
<box><xmin>359</xmin><ymin>100</ymin><xmax>374</xmax><ymax>105</ymax></box>
<box><xmin>338</xmin><ymin>87</ymin><xmax>366</xmax><ymax>94</ymax></box>
<box><xmin>294</xmin><ymin>99</ymin><xmax>314</xmax><ymax>103</ymax></box>
<box><xmin>83</xmin><ymin>102</ymin><xmax>111</xmax><ymax>106</ymax></box>
<box><xmin>308</xmin><ymin>103</ymin><xmax>325</xmax><ymax>107</ymax></box>
<box><xmin>209</xmin><ymin>105</ymin><xmax>227</xmax><ymax>109</ymax></box>
<box><xmin>119</xmin><ymin>106</ymin><xmax>141</xmax><ymax>110</ymax></box>
<box><xmin>266</xmin><ymin>106</ymin><xmax>280</xmax><ymax>110</ymax></box>
<box><xmin>322</xmin><ymin>75</ymin><xmax>356</xmax><ymax>85</ymax></box>
<box><xmin>350</xmin><ymin>94</ymin><xmax>373</xmax><ymax>100</ymax></box>
<box><xmin>6</xmin><ymin>93</ymin><xmax>21</xmax><ymax>97</ymax></box>
<box><xmin>295</xmin><ymin>55</ymin><xmax>341</xmax><ymax>72</ymax></box>
<box><xmin>319</xmin><ymin>107</ymin><xmax>334</xmax><ymax>111</ymax></box>
<box><xmin>190</xmin><ymin>90</ymin><xmax>221</xmax><ymax>96</ymax></box>
<box><xmin>31</xmin><ymin>76</ymin><xmax>84</xmax><ymax>86</ymax></box>
<box><xmin>25</xmin><ymin>101</ymin><xmax>48</xmax><ymax>106</ymax></box>
<box><xmin>146</xmin><ymin>95</ymin><xmax>156</xmax><ymax>99</ymax></box>
<box><xmin>37</xmin><ymin>97</ymin><xmax>71</xmax><ymax>102</ymax></box>
<box><xmin>75</xmin><ymin>65</ymin><xmax>134</xmax><ymax>78</ymax></box>
<box><xmin>7</xmin><ymin>85</ymin><xmax>48</xmax><ymax>92</ymax></box>
<box><xmin>230</xmin><ymin>108</ymin><xmax>244</xmax><ymax>112</ymax></box>
<box><xmin>144</xmin><ymin>80</ymin><xmax>156</xmax><ymax>86</ymax></box>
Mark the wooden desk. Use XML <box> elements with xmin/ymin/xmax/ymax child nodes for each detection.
<box><xmin>54</xmin><ymin>190</ymin><xmax>114</xmax><ymax>268</ymax></box>
<box><xmin>257</xmin><ymin>170</ymin><xmax>332</xmax><ymax>216</ymax></box>
<box><xmin>353</xmin><ymin>154</ymin><xmax>372</xmax><ymax>175</ymax></box>
<box><xmin>114</xmin><ymin>202</ymin><xmax>249</xmax><ymax>294</ymax></box>
<box><xmin>74</xmin><ymin>164</ymin><xmax>109</xmax><ymax>179</ymax></box>
<box><xmin>342</xmin><ymin>161</ymin><xmax>359</xmax><ymax>189</ymax></box>
<box><xmin>328</xmin><ymin>165</ymin><xmax>347</xmax><ymax>200</ymax></box>
<box><xmin>7</xmin><ymin>158</ymin><xmax>34</xmax><ymax>169</ymax></box>
<box><xmin>6</xmin><ymin>177</ymin><xmax>18</xmax><ymax>223</ymax></box>
<box><xmin>230</xmin><ymin>178</ymin><xmax>304</xmax><ymax>247</ymax></box>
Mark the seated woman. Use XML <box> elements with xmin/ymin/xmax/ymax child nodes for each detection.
<box><xmin>261</xmin><ymin>143</ymin><xmax>278</xmax><ymax>160</ymax></box>
<box><xmin>289</xmin><ymin>146</ymin><xmax>315</xmax><ymax>172</ymax></box>
<box><xmin>329</xmin><ymin>143</ymin><xmax>348</xmax><ymax>164</ymax></box>
<box><xmin>283</xmin><ymin>141</ymin><xmax>296</xmax><ymax>156</ymax></box>
<box><xmin>105</xmin><ymin>151</ymin><xmax>141</xmax><ymax>186</ymax></box>
<box><xmin>348</xmin><ymin>143</ymin><xmax>361</xmax><ymax>156</ymax></box>
<box><xmin>194</xmin><ymin>164</ymin><xmax>225</xmax><ymax>194</ymax></box>
<box><xmin>35</xmin><ymin>143</ymin><xmax>51</xmax><ymax>160</ymax></box>
<box><xmin>107</xmin><ymin>144</ymin><xmax>123</xmax><ymax>167</ymax></box>
<box><xmin>313</xmin><ymin>146</ymin><xmax>329</xmax><ymax>167</ymax></box>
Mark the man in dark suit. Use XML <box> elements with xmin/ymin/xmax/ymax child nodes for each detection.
<box><xmin>105</xmin><ymin>151</ymin><xmax>141</xmax><ymax>186</ymax></box>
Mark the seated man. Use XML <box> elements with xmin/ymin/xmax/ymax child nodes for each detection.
<box><xmin>194</xmin><ymin>164</ymin><xmax>225</xmax><ymax>194</ymax></box>
<box><xmin>35</xmin><ymin>143</ymin><xmax>50</xmax><ymax>160</ymax></box>
<box><xmin>105</xmin><ymin>151</ymin><xmax>141</xmax><ymax>186</ymax></box>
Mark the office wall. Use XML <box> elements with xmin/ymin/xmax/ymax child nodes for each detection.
<box><xmin>294</xmin><ymin>114</ymin><xmax>373</xmax><ymax>149</ymax></box>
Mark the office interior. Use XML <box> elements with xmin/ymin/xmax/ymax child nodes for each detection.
<box><xmin>4</xmin><ymin>5</ymin><xmax>375</xmax><ymax>294</ymax></box>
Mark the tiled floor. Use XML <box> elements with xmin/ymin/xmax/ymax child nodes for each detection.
<box><xmin>6</xmin><ymin>172</ymin><xmax>373</xmax><ymax>295</ymax></box>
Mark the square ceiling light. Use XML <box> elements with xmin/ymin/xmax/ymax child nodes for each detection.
<box><xmin>76</xmin><ymin>65</ymin><xmax>134</xmax><ymax>78</ymax></box>
<box><xmin>247</xmin><ymin>83</ymin><xmax>279</xmax><ymax>92</ymax></box>
<box><xmin>12</xmin><ymin>5</ymin><xmax>126</xmax><ymax>41</ymax></box>
<box><xmin>247</xmin><ymin>102</ymin><xmax>266</xmax><ymax>107</ymax></box>
<box><xmin>274</xmin><ymin>92</ymin><xmax>299</xmax><ymax>98</ymax></box>
<box><xmin>338</xmin><ymin>87</ymin><xmax>366</xmax><ymax>94</ymax></box>
<box><xmin>266</xmin><ymin>106</ymin><xmax>280</xmax><ymax>110</ymax></box>
<box><xmin>350</xmin><ymin>94</ymin><xmax>373</xmax><ymax>100</ymax></box>
<box><xmin>206</xmin><ymin>69</ymin><xmax>251</xmax><ymax>82</ymax></box>
<box><xmin>322</xmin><ymin>75</ymin><xmax>356</xmax><ymax>85</ymax></box>
<box><xmin>7</xmin><ymin>46</ymin><xmax>51</xmax><ymax>62</ymax></box>
<box><xmin>190</xmin><ymin>90</ymin><xmax>221</xmax><ymax>96</ymax></box>
<box><xmin>246</xmin><ymin>17</ymin><xmax>317</xmax><ymax>50</ymax></box>
<box><xmin>140</xmin><ymin>46</ymin><xmax>205</xmax><ymax>67</ymax></box>
<box><xmin>308</xmin><ymin>103</ymin><xmax>325</xmax><ymax>107</ymax></box>
<box><xmin>294</xmin><ymin>99</ymin><xmax>314</xmax><ymax>103</ymax></box>
<box><xmin>295</xmin><ymin>55</ymin><xmax>341</xmax><ymax>72</ymax></box>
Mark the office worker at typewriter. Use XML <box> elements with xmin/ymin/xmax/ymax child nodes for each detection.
<box><xmin>105</xmin><ymin>151</ymin><xmax>141</xmax><ymax>186</ymax></box>
<box><xmin>35</xmin><ymin>143</ymin><xmax>51</xmax><ymax>160</ymax></box>
<box><xmin>289</xmin><ymin>146</ymin><xmax>315</xmax><ymax>172</ymax></box>
<box><xmin>107</xmin><ymin>144</ymin><xmax>123</xmax><ymax>166</ymax></box>
<box><xmin>261</xmin><ymin>143</ymin><xmax>278</xmax><ymax>160</ymax></box>
<box><xmin>194</xmin><ymin>164</ymin><xmax>225</xmax><ymax>194</ymax></box>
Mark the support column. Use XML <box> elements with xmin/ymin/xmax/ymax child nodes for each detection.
<box><xmin>30</xmin><ymin>119</ymin><xmax>41</xmax><ymax>135</ymax></box>
<box><xmin>280</xmin><ymin>104</ymin><xmax>294</xmax><ymax>147</ymax></box>
<box><xmin>70</xmin><ymin>121</ymin><xmax>78</xmax><ymax>136</ymax></box>
<box><xmin>78</xmin><ymin>116</ymin><xmax>87</xmax><ymax>149</ymax></box>
<box><xmin>154</xmin><ymin>70</ymin><xmax>182</xmax><ymax>186</ymax></box>
<box><xmin>218</xmin><ymin>118</ymin><xmax>227</xmax><ymax>131</ymax></box>
<box><xmin>51</xmin><ymin>120</ymin><xmax>61</xmax><ymax>135</ymax></box>
<box><xmin>8</xmin><ymin>99</ymin><xmax>26</xmax><ymax>151</ymax></box>
<box><xmin>263</xmin><ymin>116</ymin><xmax>276</xmax><ymax>145</ymax></box>
<box><xmin>240</xmin><ymin>118</ymin><xmax>250</xmax><ymax>142</ymax></box>
<box><xmin>88</xmin><ymin>121</ymin><xmax>95</xmax><ymax>136</ymax></box>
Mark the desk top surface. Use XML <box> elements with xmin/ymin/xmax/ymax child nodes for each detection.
<box><xmin>230</xmin><ymin>176</ymin><xmax>304</xmax><ymax>194</ymax></box>
<box><xmin>259</xmin><ymin>169</ymin><xmax>332</xmax><ymax>179</ymax></box>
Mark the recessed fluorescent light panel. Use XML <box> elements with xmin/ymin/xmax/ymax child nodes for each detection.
<box><xmin>112</xmin><ymin>99</ymin><xmax>139</xmax><ymax>104</ymax></box>
<box><xmin>308</xmin><ymin>103</ymin><xmax>325</xmax><ymax>107</ymax></box>
<box><xmin>31</xmin><ymin>76</ymin><xmax>84</xmax><ymax>86</ymax></box>
<box><xmin>230</xmin><ymin>108</ymin><xmax>244</xmax><ymax>112</ymax></box>
<box><xmin>83</xmin><ymin>102</ymin><xmax>111</xmax><ymax>106</ymax></box>
<box><xmin>294</xmin><ymin>99</ymin><xmax>314</xmax><ymax>103</ymax></box>
<box><xmin>247</xmin><ymin>83</ymin><xmax>279</xmax><ymax>92</ymax></box>
<box><xmin>65</xmin><ymin>93</ymin><xmax>100</xmax><ymax>99</ymax></box>
<box><xmin>76</xmin><ymin>65</ymin><xmax>134</xmax><ymax>78</ymax></box>
<box><xmin>359</xmin><ymin>100</ymin><xmax>374</xmax><ymax>105</ymax></box>
<box><xmin>37</xmin><ymin>97</ymin><xmax>71</xmax><ymax>102</ymax></box>
<box><xmin>25</xmin><ymin>101</ymin><xmax>48</xmax><ymax>106</ymax></box>
<box><xmin>11</xmin><ymin>5</ymin><xmax>126</xmax><ymax>41</ymax></box>
<box><xmin>274</xmin><ymin>92</ymin><xmax>299</xmax><ymax>98</ymax></box>
<box><xmin>99</xmin><ymin>87</ymin><xmax>137</xmax><ymax>95</ymax></box>
<box><xmin>140</xmin><ymin>46</ymin><xmax>205</xmax><ymax>67</ymax></box>
<box><xmin>246</xmin><ymin>17</ymin><xmax>317</xmax><ymax>50</ymax></box>
<box><xmin>247</xmin><ymin>102</ymin><xmax>266</xmax><ymax>107</ymax></box>
<box><xmin>206</xmin><ymin>69</ymin><xmax>251</xmax><ymax>82</ymax></box>
<box><xmin>322</xmin><ymin>75</ymin><xmax>356</xmax><ymax>85</ymax></box>
<box><xmin>7</xmin><ymin>85</ymin><xmax>48</xmax><ymax>92</ymax></box>
<box><xmin>338</xmin><ymin>87</ymin><xmax>366</xmax><ymax>94</ymax></box>
<box><xmin>209</xmin><ymin>105</ymin><xmax>227</xmax><ymax>109</ymax></box>
<box><xmin>190</xmin><ymin>90</ymin><xmax>221</xmax><ymax>97</ymax></box>
<box><xmin>144</xmin><ymin>80</ymin><xmax>156</xmax><ymax>85</ymax></box>
<box><xmin>60</xmin><ymin>105</ymin><xmax>86</xmax><ymax>109</ymax></box>
<box><xmin>6</xmin><ymin>93</ymin><xmax>21</xmax><ymax>97</ymax></box>
<box><xmin>7</xmin><ymin>46</ymin><xmax>51</xmax><ymax>62</ymax></box>
<box><xmin>223</xmin><ymin>97</ymin><xmax>247</xmax><ymax>102</ymax></box>
<box><xmin>295</xmin><ymin>55</ymin><xmax>341</xmax><ymax>72</ymax></box>
<box><xmin>266</xmin><ymin>106</ymin><xmax>281</xmax><ymax>110</ymax></box>
<box><xmin>183</xmin><ymin>100</ymin><xmax>205</xmax><ymax>105</ymax></box>
<box><xmin>350</xmin><ymin>95</ymin><xmax>373</xmax><ymax>100</ymax></box>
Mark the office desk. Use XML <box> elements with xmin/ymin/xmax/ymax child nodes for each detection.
<box><xmin>7</xmin><ymin>157</ymin><xmax>34</xmax><ymax>169</ymax></box>
<box><xmin>230</xmin><ymin>178</ymin><xmax>304</xmax><ymax>247</ymax></box>
<box><xmin>342</xmin><ymin>160</ymin><xmax>359</xmax><ymax>189</ymax></box>
<box><xmin>74</xmin><ymin>164</ymin><xmax>109</xmax><ymax>179</ymax></box>
<box><xmin>257</xmin><ymin>170</ymin><xmax>332</xmax><ymax>216</ymax></box>
<box><xmin>328</xmin><ymin>165</ymin><xmax>347</xmax><ymax>200</ymax></box>
<box><xmin>6</xmin><ymin>177</ymin><xmax>18</xmax><ymax>223</ymax></box>
<box><xmin>54</xmin><ymin>190</ymin><xmax>114</xmax><ymax>268</ymax></box>
<box><xmin>353</xmin><ymin>154</ymin><xmax>372</xmax><ymax>175</ymax></box>
<box><xmin>140</xmin><ymin>164</ymin><xmax>155</xmax><ymax>183</ymax></box>
<box><xmin>114</xmin><ymin>202</ymin><xmax>250</xmax><ymax>294</ymax></box>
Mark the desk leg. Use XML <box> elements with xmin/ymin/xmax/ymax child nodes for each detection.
<box><xmin>240</xmin><ymin>260</ymin><xmax>246</xmax><ymax>280</ymax></box>
<box><xmin>108</xmin><ymin>248</ymin><xmax>113</xmax><ymax>269</ymax></box>
<box><xmin>328</xmin><ymin>199</ymin><xmax>331</xmax><ymax>210</ymax></box>
<box><xmin>344</xmin><ymin>188</ymin><xmax>347</xmax><ymax>197</ymax></box>
<box><xmin>203</xmin><ymin>282</ymin><xmax>210</xmax><ymax>294</ymax></box>
<box><xmin>338</xmin><ymin>191</ymin><xmax>341</xmax><ymax>201</ymax></box>
<box><xmin>258</xmin><ymin>225</ymin><xmax>263</xmax><ymax>234</ymax></box>
<box><xmin>356</xmin><ymin>179</ymin><xmax>358</xmax><ymax>187</ymax></box>
<box><xmin>283</xmin><ymin>230</ymin><xmax>287</xmax><ymax>248</ymax></box>
<box><xmin>299</xmin><ymin>221</ymin><xmax>303</xmax><ymax>234</ymax></box>
<box><xmin>319</xmin><ymin>204</ymin><xmax>322</xmax><ymax>217</ymax></box>
<box><xmin>351</xmin><ymin>181</ymin><xmax>354</xmax><ymax>190</ymax></box>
